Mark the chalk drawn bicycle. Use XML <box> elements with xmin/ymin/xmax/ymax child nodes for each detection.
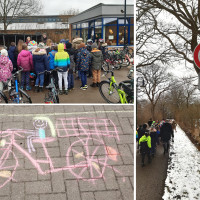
<box><xmin>0</xmin><ymin>117</ymin><xmax>122</xmax><ymax>188</ymax></box>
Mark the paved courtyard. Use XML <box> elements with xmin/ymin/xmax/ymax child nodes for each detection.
<box><xmin>0</xmin><ymin>105</ymin><xmax>134</xmax><ymax>200</ymax></box>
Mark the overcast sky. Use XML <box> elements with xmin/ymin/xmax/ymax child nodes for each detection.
<box><xmin>41</xmin><ymin>0</ymin><xmax>134</xmax><ymax>15</ymax></box>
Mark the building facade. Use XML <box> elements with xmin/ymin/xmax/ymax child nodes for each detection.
<box><xmin>69</xmin><ymin>4</ymin><xmax>134</xmax><ymax>46</ymax></box>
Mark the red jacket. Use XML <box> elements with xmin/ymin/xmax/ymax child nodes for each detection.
<box><xmin>17</xmin><ymin>50</ymin><xmax>33</xmax><ymax>71</ymax></box>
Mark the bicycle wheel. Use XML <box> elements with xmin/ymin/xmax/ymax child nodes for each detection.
<box><xmin>9</xmin><ymin>89</ymin><xmax>32</xmax><ymax>104</ymax></box>
<box><xmin>102</xmin><ymin>61</ymin><xmax>109</xmax><ymax>72</ymax></box>
<box><xmin>99</xmin><ymin>81</ymin><xmax>120</xmax><ymax>103</ymax></box>
<box><xmin>0</xmin><ymin>92</ymin><xmax>8</xmax><ymax>104</ymax></box>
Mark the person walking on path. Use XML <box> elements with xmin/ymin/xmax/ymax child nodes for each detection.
<box><xmin>76</xmin><ymin>43</ymin><xmax>91</xmax><ymax>90</ymax></box>
<box><xmin>90</xmin><ymin>43</ymin><xmax>103</xmax><ymax>87</ymax></box>
<box><xmin>17</xmin><ymin>43</ymin><xmax>33</xmax><ymax>90</ymax></box>
<box><xmin>139</xmin><ymin>131</ymin><xmax>151</xmax><ymax>167</ymax></box>
<box><xmin>54</xmin><ymin>43</ymin><xmax>70</xmax><ymax>95</ymax></box>
<box><xmin>160</xmin><ymin>119</ymin><xmax>174</xmax><ymax>154</ymax></box>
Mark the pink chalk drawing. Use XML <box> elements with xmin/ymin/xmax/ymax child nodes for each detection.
<box><xmin>0</xmin><ymin>117</ymin><xmax>123</xmax><ymax>188</ymax></box>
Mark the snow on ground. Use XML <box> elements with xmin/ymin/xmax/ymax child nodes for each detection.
<box><xmin>163</xmin><ymin>125</ymin><xmax>200</xmax><ymax>200</ymax></box>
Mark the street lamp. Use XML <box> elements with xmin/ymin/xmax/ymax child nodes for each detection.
<box><xmin>124</xmin><ymin>0</ymin><xmax>127</xmax><ymax>49</ymax></box>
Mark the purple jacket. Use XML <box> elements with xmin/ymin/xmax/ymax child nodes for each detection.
<box><xmin>17</xmin><ymin>50</ymin><xmax>33</xmax><ymax>71</ymax></box>
<box><xmin>0</xmin><ymin>56</ymin><xmax>13</xmax><ymax>82</ymax></box>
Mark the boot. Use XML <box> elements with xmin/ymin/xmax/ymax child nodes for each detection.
<box><xmin>59</xmin><ymin>90</ymin><xmax>63</xmax><ymax>95</ymax></box>
<box><xmin>34</xmin><ymin>86</ymin><xmax>39</xmax><ymax>93</ymax></box>
<box><xmin>90</xmin><ymin>83</ymin><xmax>97</xmax><ymax>87</ymax></box>
<box><xmin>64</xmin><ymin>90</ymin><xmax>68</xmax><ymax>95</ymax></box>
<box><xmin>39</xmin><ymin>87</ymin><xmax>43</xmax><ymax>92</ymax></box>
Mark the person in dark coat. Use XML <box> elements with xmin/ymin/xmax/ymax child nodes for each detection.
<box><xmin>150</xmin><ymin>127</ymin><xmax>157</xmax><ymax>157</ymax></box>
<box><xmin>148</xmin><ymin>118</ymin><xmax>153</xmax><ymax>127</ymax></box>
<box><xmin>76</xmin><ymin>43</ymin><xmax>91</xmax><ymax>90</ymax></box>
<box><xmin>66</xmin><ymin>42</ymin><xmax>75</xmax><ymax>90</ymax></box>
<box><xmin>160</xmin><ymin>120</ymin><xmax>174</xmax><ymax>154</ymax></box>
<box><xmin>90</xmin><ymin>43</ymin><xmax>103</xmax><ymax>87</ymax></box>
<box><xmin>8</xmin><ymin>42</ymin><xmax>18</xmax><ymax>73</ymax></box>
<box><xmin>138</xmin><ymin>124</ymin><xmax>148</xmax><ymax>140</ymax></box>
<box><xmin>32</xmin><ymin>45</ymin><xmax>48</xmax><ymax>92</ymax></box>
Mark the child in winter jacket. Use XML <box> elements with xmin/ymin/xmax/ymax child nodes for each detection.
<box><xmin>90</xmin><ymin>43</ymin><xmax>103</xmax><ymax>87</ymax></box>
<box><xmin>32</xmin><ymin>43</ymin><xmax>48</xmax><ymax>92</ymax></box>
<box><xmin>76</xmin><ymin>43</ymin><xmax>91</xmax><ymax>90</ymax></box>
<box><xmin>0</xmin><ymin>49</ymin><xmax>13</xmax><ymax>92</ymax></box>
<box><xmin>139</xmin><ymin>131</ymin><xmax>151</xmax><ymax>167</ymax></box>
<box><xmin>17</xmin><ymin>43</ymin><xmax>33</xmax><ymax>90</ymax></box>
<box><xmin>8</xmin><ymin>42</ymin><xmax>18</xmax><ymax>73</ymax></box>
<box><xmin>48</xmin><ymin>45</ymin><xmax>58</xmax><ymax>87</ymax></box>
<box><xmin>54</xmin><ymin>43</ymin><xmax>70</xmax><ymax>95</ymax></box>
<box><xmin>66</xmin><ymin>42</ymin><xmax>75</xmax><ymax>90</ymax></box>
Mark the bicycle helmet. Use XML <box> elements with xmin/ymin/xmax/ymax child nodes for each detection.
<box><xmin>87</xmin><ymin>39</ymin><xmax>93</xmax><ymax>44</ymax></box>
<box><xmin>99</xmin><ymin>39</ymin><xmax>104</xmax><ymax>43</ymax></box>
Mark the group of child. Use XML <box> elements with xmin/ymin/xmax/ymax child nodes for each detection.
<box><xmin>0</xmin><ymin>35</ymin><xmax>105</xmax><ymax>95</ymax></box>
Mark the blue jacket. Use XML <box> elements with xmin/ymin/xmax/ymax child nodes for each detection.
<box><xmin>76</xmin><ymin>47</ymin><xmax>91</xmax><ymax>71</ymax></box>
<box><xmin>32</xmin><ymin>49</ymin><xmax>49</xmax><ymax>73</ymax></box>
<box><xmin>48</xmin><ymin>50</ymin><xmax>57</xmax><ymax>70</ymax></box>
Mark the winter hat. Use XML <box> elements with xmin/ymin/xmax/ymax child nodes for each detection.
<box><xmin>78</xmin><ymin>43</ymin><xmax>86</xmax><ymax>49</ymax></box>
<box><xmin>60</xmin><ymin>39</ymin><xmax>66</xmax><ymax>43</ymax></box>
<box><xmin>0</xmin><ymin>49</ymin><xmax>8</xmax><ymax>56</ymax></box>
<box><xmin>91</xmin><ymin>43</ymin><xmax>98</xmax><ymax>49</ymax></box>
<box><xmin>38</xmin><ymin>42</ymin><xmax>45</xmax><ymax>49</ymax></box>
<box><xmin>65</xmin><ymin>42</ymin><xmax>72</xmax><ymax>49</ymax></box>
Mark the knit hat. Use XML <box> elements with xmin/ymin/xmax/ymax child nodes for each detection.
<box><xmin>38</xmin><ymin>42</ymin><xmax>45</xmax><ymax>49</ymax></box>
<box><xmin>60</xmin><ymin>39</ymin><xmax>66</xmax><ymax>43</ymax></box>
<box><xmin>0</xmin><ymin>49</ymin><xmax>8</xmax><ymax>56</ymax></box>
<box><xmin>91</xmin><ymin>43</ymin><xmax>98</xmax><ymax>49</ymax></box>
<box><xmin>78</xmin><ymin>43</ymin><xmax>86</xmax><ymax>49</ymax></box>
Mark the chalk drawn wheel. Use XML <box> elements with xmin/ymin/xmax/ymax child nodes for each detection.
<box><xmin>0</xmin><ymin>149</ymin><xmax>18</xmax><ymax>189</ymax></box>
<box><xmin>66</xmin><ymin>138</ymin><xmax>108</xmax><ymax>181</ymax></box>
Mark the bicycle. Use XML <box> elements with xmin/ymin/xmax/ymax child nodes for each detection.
<box><xmin>0</xmin><ymin>117</ymin><xmax>122</xmax><ymax>188</ymax></box>
<box><xmin>38</xmin><ymin>68</ymin><xmax>60</xmax><ymax>104</ymax></box>
<box><xmin>99</xmin><ymin>68</ymin><xmax>134</xmax><ymax>104</ymax></box>
<box><xmin>0</xmin><ymin>68</ymin><xmax>32</xmax><ymax>104</ymax></box>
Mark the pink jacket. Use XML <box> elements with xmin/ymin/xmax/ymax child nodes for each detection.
<box><xmin>17</xmin><ymin>50</ymin><xmax>33</xmax><ymax>71</ymax></box>
<box><xmin>0</xmin><ymin>56</ymin><xmax>13</xmax><ymax>82</ymax></box>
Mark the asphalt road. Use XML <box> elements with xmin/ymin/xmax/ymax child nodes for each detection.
<box><xmin>24</xmin><ymin>67</ymin><xmax>131</xmax><ymax>104</ymax></box>
<box><xmin>136</xmin><ymin>141</ymin><xmax>169</xmax><ymax>200</ymax></box>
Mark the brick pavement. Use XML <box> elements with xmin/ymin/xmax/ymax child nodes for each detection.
<box><xmin>0</xmin><ymin>105</ymin><xmax>134</xmax><ymax>200</ymax></box>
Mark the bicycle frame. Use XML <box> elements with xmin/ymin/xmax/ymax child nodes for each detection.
<box><xmin>109</xmin><ymin>73</ymin><xmax>128</xmax><ymax>104</ymax></box>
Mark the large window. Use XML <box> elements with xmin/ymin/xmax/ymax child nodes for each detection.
<box><xmin>105</xmin><ymin>26</ymin><xmax>117</xmax><ymax>46</ymax></box>
<box><xmin>118</xmin><ymin>26</ymin><xmax>129</xmax><ymax>45</ymax></box>
<box><xmin>130</xmin><ymin>25</ymin><xmax>133</xmax><ymax>45</ymax></box>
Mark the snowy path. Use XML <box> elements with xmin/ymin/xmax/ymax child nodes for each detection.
<box><xmin>163</xmin><ymin>125</ymin><xmax>200</xmax><ymax>200</ymax></box>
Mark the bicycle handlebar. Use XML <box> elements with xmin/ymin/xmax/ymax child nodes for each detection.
<box><xmin>38</xmin><ymin>68</ymin><xmax>64</xmax><ymax>75</ymax></box>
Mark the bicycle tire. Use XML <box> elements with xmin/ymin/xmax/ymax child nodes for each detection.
<box><xmin>99</xmin><ymin>81</ymin><xmax>120</xmax><ymax>103</ymax></box>
<box><xmin>9</xmin><ymin>89</ymin><xmax>32</xmax><ymax>104</ymax></box>
<box><xmin>0</xmin><ymin>91</ymin><xmax>8</xmax><ymax>104</ymax></box>
<box><xmin>102</xmin><ymin>61</ymin><xmax>109</xmax><ymax>72</ymax></box>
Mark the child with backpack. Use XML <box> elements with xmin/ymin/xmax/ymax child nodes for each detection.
<box><xmin>17</xmin><ymin>43</ymin><xmax>33</xmax><ymax>90</ymax></box>
<box><xmin>66</xmin><ymin>42</ymin><xmax>75</xmax><ymax>90</ymax></box>
<box><xmin>54</xmin><ymin>43</ymin><xmax>70</xmax><ymax>95</ymax></box>
<box><xmin>32</xmin><ymin>43</ymin><xmax>48</xmax><ymax>92</ymax></box>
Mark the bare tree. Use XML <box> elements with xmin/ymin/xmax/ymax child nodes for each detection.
<box><xmin>137</xmin><ymin>0</ymin><xmax>200</xmax><ymax>89</ymax></box>
<box><xmin>0</xmin><ymin>0</ymin><xmax>43</xmax><ymax>31</ymax></box>
<box><xmin>137</xmin><ymin>64</ymin><xmax>174</xmax><ymax>119</ymax></box>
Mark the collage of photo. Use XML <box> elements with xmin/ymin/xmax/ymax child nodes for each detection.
<box><xmin>0</xmin><ymin>0</ymin><xmax>200</xmax><ymax>200</ymax></box>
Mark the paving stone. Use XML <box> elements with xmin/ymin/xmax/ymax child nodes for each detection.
<box><xmin>66</xmin><ymin>180</ymin><xmax>81</xmax><ymax>200</ymax></box>
<box><xmin>51</xmin><ymin>171</ymin><xmax>65</xmax><ymax>192</ymax></box>
<box><xmin>11</xmin><ymin>182</ymin><xmax>25</xmax><ymax>200</ymax></box>
<box><xmin>39</xmin><ymin>193</ymin><xmax>67</xmax><ymax>200</ymax></box>
<box><xmin>79</xmin><ymin>179</ymin><xmax>106</xmax><ymax>191</ymax></box>
<box><xmin>117</xmin><ymin>177</ymin><xmax>133</xmax><ymax>200</ymax></box>
<box><xmin>25</xmin><ymin>195</ymin><xmax>39</xmax><ymax>200</ymax></box>
<box><xmin>81</xmin><ymin>192</ymin><xmax>95</xmax><ymax>200</ymax></box>
<box><xmin>25</xmin><ymin>181</ymin><xmax>52</xmax><ymax>194</ymax></box>
<box><xmin>118</xmin><ymin>144</ymin><xmax>134</xmax><ymax>165</ymax></box>
<box><xmin>114</xmin><ymin>165</ymin><xmax>133</xmax><ymax>177</ymax></box>
<box><xmin>14</xmin><ymin>169</ymin><xmax>38</xmax><ymax>182</ymax></box>
<box><xmin>94</xmin><ymin>191</ymin><xmax>123</xmax><ymax>200</ymax></box>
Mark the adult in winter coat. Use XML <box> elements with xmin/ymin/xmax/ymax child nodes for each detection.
<box><xmin>54</xmin><ymin>43</ymin><xmax>70</xmax><ymax>95</ymax></box>
<box><xmin>0</xmin><ymin>49</ymin><xmax>13</xmax><ymax>91</ymax></box>
<box><xmin>160</xmin><ymin>120</ymin><xmax>174</xmax><ymax>154</ymax></box>
<box><xmin>66</xmin><ymin>42</ymin><xmax>75</xmax><ymax>90</ymax></box>
<box><xmin>17</xmin><ymin>43</ymin><xmax>33</xmax><ymax>90</ymax></box>
<box><xmin>8</xmin><ymin>42</ymin><xmax>18</xmax><ymax>73</ymax></box>
<box><xmin>76</xmin><ymin>43</ymin><xmax>91</xmax><ymax>90</ymax></box>
<box><xmin>90</xmin><ymin>43</ymin><xmax>103</xmax><ymax>87</ymax></box>
<box><xmin>150</xmin><ymin>127</ymin><xmax>157</xmax><ymax>157</ymax></box>
<box><xmin>32</xmin><ymin>46</ymin><xmax>48</xmax><ymax>92</ymax></box>
<box><xmin>139</xmin><ymin>131</ymin><xmax>151</xmax><ymax>167</ymax></box>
